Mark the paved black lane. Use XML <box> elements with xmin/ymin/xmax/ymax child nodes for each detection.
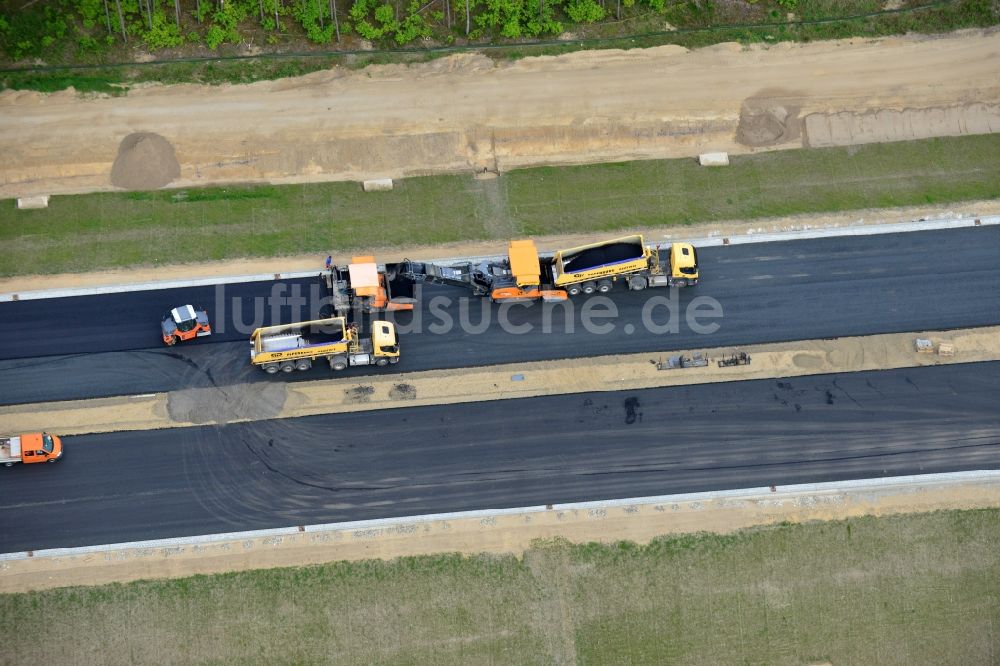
<box><xmin>2</xmin><ymin>362</ymin><xmax>998</xmax><ymax>552</ymax></box>
<box><xmin>1</xmin><ymin>228</ymin><xmax>998</xmax><ymax>405</ymax></box>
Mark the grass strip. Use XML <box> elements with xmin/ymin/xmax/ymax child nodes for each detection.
<box><xmin>1</xmin><ymin>509</ymin><xmax>998</xmax><ymax>664</ymax></box>
<box><xmin>2</xmin><ymin>134</ymin><xmax>999</xmax><ymax>276</ymax></box>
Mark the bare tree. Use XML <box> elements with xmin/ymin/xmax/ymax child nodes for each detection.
<box><xmin>174</xmin><ymin>0</ymin><xmax>182</xmax><ymax>26</ymax></box>
<box><xmin>317</xmin><ymin>0</ymin><xmax>324</xmax><ymax>27</ymax></box>
<box><xmin>103</xmin><ymin>0</ymin><xmax>112</xmax><ymax>34</ymax></box>
<box><xmin>465</xmin><ymin>0</ymin><xmax>469</xmax><ymax>35</ymax></box>
<box><xmin>445</xmin><ymin>0</ymin><xmax>450</xmax><ymax>28</ymax></box>
<box><xmin>329</xmin><ymin>0</ymin><xmax>341</xmax><ymax>42</ymax></box>
<box><xmin>258</xmin><ymin>0</ymin><xmax>264</xmax><ymax>21</ymax></box>
<box><xmin>275</xmin><ymin>0</ymin><xmax>281</xmax><ymax>30</ymax></box>
<box><xmin>115</xmin><ymin>0</ymin><xmax>127</xmax><ymax>41</ymax></box>
<box><xmin>196</xmin><ymin>0</ymin><xmax>202</xmax><ymax>21</ymax></box>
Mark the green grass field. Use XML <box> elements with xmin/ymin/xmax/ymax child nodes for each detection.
<box><xmin>2</xmin><ymin>134</ymin><xmax>999</xmax><ymax>277</ymax></box>
<box><xmin>2</xmin><ymin>510</ymin><xmax>998</xmax><ymax>664</ymax></box>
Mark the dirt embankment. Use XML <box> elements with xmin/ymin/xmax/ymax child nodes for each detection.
<box><xmin>1</xmin><ymin>31</ymin><xmax>998</xmax><ymax>198</ymax></box>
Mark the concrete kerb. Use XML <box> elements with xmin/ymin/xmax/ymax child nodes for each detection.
<box><xmin>685</xmin><ymin>214</ymin><xmax>1000</xmax><ymax>247</ymax></box>
<box><xmin>3</xmin><ymin>470</ymin><xmax>998</xmax><ymax>564</ymax></box>
<box><xmin>2</xmin><ymin>214</ymin><xmax>997</xmax><ymax>303</ymax></box>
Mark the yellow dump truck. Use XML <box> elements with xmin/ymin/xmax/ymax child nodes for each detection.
<box><xmin>398</xmin><ymin>234</ymin><xmax>698</xmax><ymax>302</ymax></box>
<box><xmin>551</xmin><ymin>234</ymin><xmax>698</xmax><ymax>295</ymax></box>
<box><xmin>250</xmin><ymin>317</ymin><xmax>399</xmax><ymax>374</ymax></box>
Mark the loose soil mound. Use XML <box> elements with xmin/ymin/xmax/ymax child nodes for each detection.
<box><xmin>736</xmin><ymin>91</ymin><xmax>802</xmax><ymax>148</ymax></box>
<box><xmin>110</xmin><ymin>132</ymin><xmax>181</xmax><ymax>190</ymax></box>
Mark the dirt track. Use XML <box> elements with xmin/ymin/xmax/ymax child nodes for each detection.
<box><xmin>1</xmin><ymin>30</ymin><xmax>999</xmax><ymax>198</ymax></box>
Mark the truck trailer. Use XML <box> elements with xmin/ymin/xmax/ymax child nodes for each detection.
<box><xmin>250</xmin><ymin>316</ymin><xmax>399</xmax><ymax>373</ymax></box>
<box><xmin>553</xmin><ymin>234</ymin><xmax>698</xmax><ymax>295</ymax></box>
<box><xmin>1</xmin><ymin>433</ymin><xmax>63</xmax><ymax>467</ymax></box>
<box><xmin>398</xmin><ymin>234</ymin><xmax>698</xmax><ymax>302</ymax></box>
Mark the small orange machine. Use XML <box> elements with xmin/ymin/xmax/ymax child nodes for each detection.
<box><xmin>161</xmin><ymin>304</ymin><xmax>212</xmax><ymax>345</ymax></box>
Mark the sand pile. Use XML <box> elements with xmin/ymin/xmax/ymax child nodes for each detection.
<box><xmin>735</xmin><ymin>92</ymin><xmax>802</xmax><ymax>148</ymax></box>
<box><xmin>110</xmin><ymin>131</ymin><xmax>181</xmax><ymax>190</ymax></box>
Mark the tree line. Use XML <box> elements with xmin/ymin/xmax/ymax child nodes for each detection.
<box><xmin>0</xmin><ymin>0</ymin><xmax>676</xmax><ymax>59</ymax></box>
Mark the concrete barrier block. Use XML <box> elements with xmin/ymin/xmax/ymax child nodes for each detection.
<box><xmin>698</xmin><ymin>152</ymin><xmax>730</xmax><ymax>167</ymax></box>
<box><xmin>362</xmin><ymin>178</ymin><xmax>394</xmax><ymax>192</ymax></box>
<box><xmin>16</xmin><ymin>195</ymin><xmax>50</xmax><ymax>209</ymax></box>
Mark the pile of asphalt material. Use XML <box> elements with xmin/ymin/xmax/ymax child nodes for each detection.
<box><xmin>562</xmin><ymin>241</ymin><xmax>644</xmax><ymax>273</ymax></box>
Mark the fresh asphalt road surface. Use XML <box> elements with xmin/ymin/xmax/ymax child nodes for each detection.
<box><xmin>1</xmin><ymin>363</ymin><xmax>998</xmax><ymax>553</ymax></box>
<box><xmin>1</xmin><ymin>228</ymin><xmax>999</xmax><ymax>405</ymax></box>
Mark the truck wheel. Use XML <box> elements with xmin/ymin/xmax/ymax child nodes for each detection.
<box><xmin>330</xmin><ymin>356</ymin><xmax>348</xmax><ymax>371</ymax></box>
<box><xmin>675</xmin><ymin>279</ymin><xmax>688</xmax><ymax>287</ymax></box>
<box><xmin>581</xmin><ymin>281</ymin><xmax>597</xmax><ymax>295</ymax></box>
<box><xmin>629</xmin><ymin>276</ymin><xmax>647</xmax><ymax>291</ymax></box>
<box><xmin>390</xmin><ymin>357</ymin><xmax>400</xmax><ymax>364</ymax></box>
<box><xmin>567</xmin><ymin>284</ymin><xmax>582</xmax><ymax>296</ymax></box>
<box><xmin>263</xmin><ymin>363</ymin><xmax>280</xmax><ymax>374</ymax></box>
<box><xmin>4</xmin><ymin>462</ymin><xmax>13</xmax><ymax>467</ymax></box>
<box><xmin>280</xmin><ymin>361</ymin><xmax>295</xmax><ymax>373</ymax></box>
<box><xmin>375</xmin><ymin>357</ymin><xmax>390</xmax><ymax>367</ymax></box>
<box><xmin>295</xmin><ymin>359</ymin><xmax>312</xmax><ymax>371</ymax></box>
<box><xmin>597</xmin><ymin>279</ymin><xmax>613</xmax><ymax>293</ymax></box>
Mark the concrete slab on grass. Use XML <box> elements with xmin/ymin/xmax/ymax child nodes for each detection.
<box><xmin>16</xmin><ymin>195</ymin><xmax>50</xmax><ymax>209</ymax></box>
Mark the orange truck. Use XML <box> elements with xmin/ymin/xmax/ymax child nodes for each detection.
<box><xmin>1</xmin><ymin>433</ymin><xmax>64</xmax><ymax>467</ymax></box>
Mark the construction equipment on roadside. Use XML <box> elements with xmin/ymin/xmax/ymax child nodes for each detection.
<box><xmin>1</xmin><ymin>432</ymin><xmax>63</xmax><ymax>467</ymax></box>
<box><xmin>658</xmin><ymin>352</ymin><xmax>710</xmax><ymax>370</ymax></box>
<box><xmin>717</xmin><ymin>351</ymin><xmax>751</xmax><ymax>368</ymax></box>
<box><xmin>398</xmin><ymin>235</ymin><xmax>698</xmax><ymax>302</ymax></box>
<box><xmin>250</xmin><ymin>316</ymin><xmax>399</xmax><ymax>374</ymax></box>
<box><xmin>322</xmin><ymin>256</ymin><xmax>416</xmax><ymax>318</ymax></box>
<box><xmin>161</xmin><ymin>305</ymin><xmax>211</xmax><ymax>345</ymax></box>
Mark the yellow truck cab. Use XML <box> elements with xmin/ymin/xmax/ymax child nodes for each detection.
<box><xmin>251</xmin><ymin>317</ymin><xmax>399</xmax><ymax>374</ymax></box>
<box><xmin>1</xmin><ymin>433</ymin><xmax>64</xmax><ymax>467</ymax></box>
<box><xmin>668</xmin><ymin>242</ymin><xmax>699</xmax><ymax>286</ymax></box>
